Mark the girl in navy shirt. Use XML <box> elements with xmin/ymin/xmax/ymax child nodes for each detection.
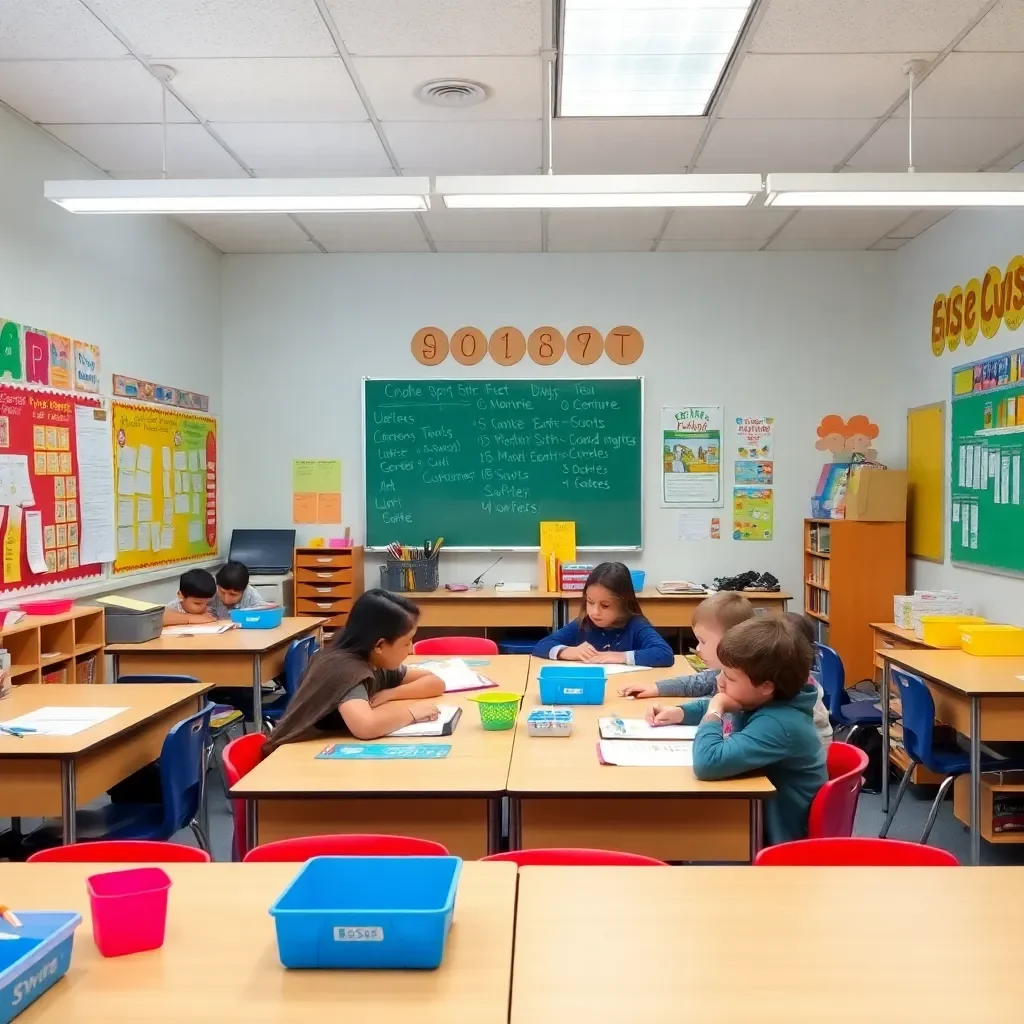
<box><xmin>533</xmin><ymin>562</ymin><xmax>673</xmax><ymax>667</ymax></box>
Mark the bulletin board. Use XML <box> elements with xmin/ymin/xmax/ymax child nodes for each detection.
<box><xmin>906</xmin><ymin>402</ymin><xmax>945</xmax><ymax>562</ymax></box>
<box><xmin>0</xmin><ymin>383</ymin><xmax>105</xmax><ymax>594</ymax></box>
<box><xmin>111</xmin><ymin>400</ymin><xmax>218</xmax><ymax>574</ymax></box>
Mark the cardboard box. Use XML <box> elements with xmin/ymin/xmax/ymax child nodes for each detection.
<box><xmin>841</xmin><ymin>467</ymin><xmax>907</xmax><ymax>521</ymax></box>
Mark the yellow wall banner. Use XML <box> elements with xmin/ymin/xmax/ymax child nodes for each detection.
<box><xmin>932</xmin><ymin>254</ymin><xmax>1024</xmax><ymax>356</ymax></box>
<box><xmin>111</xmin><ymin>400</ymin><xmax>218</xmax><ymax>574</ymax></box>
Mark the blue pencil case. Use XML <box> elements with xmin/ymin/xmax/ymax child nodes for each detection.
<box><xmin>537</xmin><ymin>666</ymin><xmax>606</xmax><ymax>705</ymax></box>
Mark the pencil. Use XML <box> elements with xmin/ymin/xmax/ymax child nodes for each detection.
<box><xmin>0</xmin><ymin>905</ymin><xmax>22</xmax><ymax>928</ymax></box>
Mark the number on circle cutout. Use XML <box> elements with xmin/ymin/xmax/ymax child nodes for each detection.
<box><xmin>451</xmin><ymin>327</ymin><xmax>486</xmax><ymax>365</ymax></box>
<box><xmin>566</xmin><ymin>326</ymin><xmax>604</xmax><ymax>365</ymax></box>
<box><xmin>411</xmin><ymin>327</ymin><xmax>449</xmax><ymax>366</ymax></box>
<box><xmin>488</xmin><ymin>326</ymin><xmax>526</xmax><ymax>366</ymax></box>
<box><xmin>605</xmin><ymin>325</ymin><xmax>644</xmax><ymax>364</ymax></box>
<box><xmin>528</xmin><ymin>326</ymin><xmax>565</xmax><ymax>365</ymax></box>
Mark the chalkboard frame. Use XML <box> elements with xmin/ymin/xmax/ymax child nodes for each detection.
<box><xmin>362</xmin><ymin>376</ymin><xmax>644</xmax><ymax>551</ymax></box>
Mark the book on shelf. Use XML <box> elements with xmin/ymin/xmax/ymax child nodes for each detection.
<box><xmin>42</xmin><ymin>666</ymin><xmax>67</xmax><ymax>685</ymax></box>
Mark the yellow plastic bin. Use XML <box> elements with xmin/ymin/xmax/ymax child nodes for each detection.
<box><xmin>917</xmin><ymin>614</ymin><xmax>986</xmax><ymax>647</ymax></box>
<box><xmin>960</xmin><ymin>624</ymin><xmax>1024</xmax><ymax>657</ymax></box>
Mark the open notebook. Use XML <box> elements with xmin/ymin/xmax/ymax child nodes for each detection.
<box><xmin>597</xmin><ymin>739</ymin><xmax>694</xmax><ymax>767</ymax></box>
<box><xmin>161</xmin><ymin>622</ymin><xmax>235</xmax><ymax>636</ymax></box>
<box><xmin>415</xmin><ymin>659</ymin><xmax>498</xmax><ymax>693</ymax></box>
<box><xmin>599</xmin><ymin>717</ymin><xmax>698</xmax><ymax>741</ymax></box>
<box><xmin>388</xmin><ymin>704</ymin><xmax>462</xmax><ymax>738</ymax></box>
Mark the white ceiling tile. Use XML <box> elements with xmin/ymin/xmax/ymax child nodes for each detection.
<box><xmin>694</xmin><ymin>118</ymin><xmax>874</xmax><ymax>171</ymax></box>
<box><xmin>0</xmin><ymin>0</ymin><xmax>127</xmax><ymax>59</ymax></box>
<box><xmin>298</xmin><ymin>213</ymin><xmax>427</xmax><ymax>248</ymax></box>
<box><xmin>354</xmin><ymin>56</ymin><xmax>540</xmax><ymax>121</ymax></box>
<box><xmin>662</xmin><ymin>207</ymin><xmax>791</xmax><ymax>240</ymax></box>
<box><xmin>553</xmin><ymin>117</ymin><xmax>705</xmax><ymax>172</ymax></box>
<box><xmin>546</xmin><ymin>209</ymin><xmax>665</xmax><ymax>243</ymax></box>
<box><xmin>434</xmin><ymin>239</ymin><xmax>540</xmax><ymax>251</ymax></box>
<box><xmin>323</xmin><ymin>0</ymin><xmax>541</xmax><ymax>56</ymax></box>
<box><xmin>658</xmin><ymin>239</ymin><xmax>764</xmax><ymax>250</ymax></box>
<box><xmin>719</xmin><ymin>54</ymin><xmax>934</xmax><ymax>118</ymax></box>
<box><xmin>546</xmin><ymin>237</ymin><xmax>653</xmax><ymax>252</ymax></box>
<box><xmin>886</xmin><ymin>210</ymin><xmax>950</xmax><ymax>238</ymax></box>
<box><xmin>846</xmin><ymin>118</ymin><xmax>1024</xmax><ymax>171</ymax></box>
<box><xmin>868</xmin><ymin>238</ymin><xmax>909</xmax><ymax>250</ymax></box>
<box><xmin>321</xmin><ymin>238</ymin><xmax>433</xmax><ymax>253</ymax></box>
<box><xmin>751</xmin><ymin>0</ymin><xmax>988</xmax><ymax>53</ymax></box>
<box><xmin>421</xmin><ymin>210</ymin><xmax>541</xmax><ymax>242</ymax></box>
<box><xmin>765</xmin><ymin>237</ymin><xmax>871</xmax><ymax>250</ymax></box>
<box><xmin>90</xmin><ymin>0</ymin><xmax>337</xmax><ymax>57</ymax></box>
<box><xmin>45</xmin><ymin>123</ymin><xmax>244</xmax><ymax>176</ymax></box>
<box><xmin>175</xmin><ymin>213</ymin><xmax>318</xmax><ymax>253</ymax></box>
<box><xmin>386</xmin><ymin>121</ymin><xmax>541</xmax><ymax>172</ymax></box>
<box><xmin>171</xmin><ymin>58</ymin><xmax>367</xmax><ymax>122</ymax></box>
<box><xmin>212</xmin><ymin>122</ymin><xmax>391</xmax><ymax>174</ymax></box>
<box><xmin>774</xmin><ymin>208</ymin><xmax>910</xmax><ymax>241</ymax></box>
<box><xmin>989</xmin><ymin>139</ymin><xmax>1024</xmax><ymax>169</ymax></box>
<box><xmin>0</xmin><ymin>60</ymin><xmax>194</xmax><ymax>124</ymax></box>
<box><xmin>900</xmin><ymin>53</ymin><xmax>1024</xmax><ymax>117</ymax></box>
<box><xmin>958</xmin><ymin>1</ymin><xmax>1024</xmax><ymax>51</ymax></box>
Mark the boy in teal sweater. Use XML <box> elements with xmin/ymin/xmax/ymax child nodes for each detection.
<box><xmin>647</xmin><ymin>615</ymin><xmax>827</xmax><ymax>846</ymax></box>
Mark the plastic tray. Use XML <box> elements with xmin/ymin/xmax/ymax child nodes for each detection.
<box><xmin>527</xmin><ymin>707</ymin><xmax>573</xmax><ymax>736</ymax></box>
<box><xmin>270</xmin><ymin>856</ymin><xmax>461</xmax><ymax>970</ymax></box>
<box><xmin>960</xmin><ymin>625</ymin><xmax>1024</xmax><ymax>657</ymax></box>
<box><xmin>230</xmin><ymin>606</ymin><xmax>284</xmax><ymax>629</ymax></box>
<box><xmin>17</xmin><ymin>600</ymin><xmax>74</xmax><ymax>617</ymax></box>
<box><xmin>917</xmin><ymin>614</ymin><xmax>986</xmax><ymax>647</ymax></box>
<box><xmin>0</xmin><ymin>912</ymin><xmax>81</xmax><ymax>1024</ymax></box>
<box><xmin>537</xmin><ymin>665</ymin><xmax>606</xmax><ymax>705</ymax></box>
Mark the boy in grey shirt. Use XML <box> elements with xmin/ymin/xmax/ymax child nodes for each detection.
<box><xmin>211</xmin><ymin>560</ymin><xmax>274</xmax><ymax>619</ymax></box>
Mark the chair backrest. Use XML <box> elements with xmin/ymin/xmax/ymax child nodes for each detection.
<box><xmin>481</xmin><ymin>848</ymin><xmax>667</xmax><ymax>867</ymax></box>
<box><xmin>890</xmin><ymin>667</ymin><xmax>935</xmax><ymax>764</ymax></box>
<box><xmin>243</xmin><ymin>834</ymin><xmax>449</xmax><ymax>863</ymax></box>
<box><xmin>807</xmin><ymin>742</ymin><xmax>869</xmax><ymax>839</ymax></box>
<box><xmin>413</xmin><ymin>636</ymin><xmax>499</xmax><ymax>655</ymax></box>
<box><xmin>754</xmin><ymin>837</ymin><xmax>959</xmax><ymax>866</ymax></box>
<box><xmin>812</xmin><ymin>643</ymin><xmax>847</xmax><ymax>721</ymax></box>
<box><xmin>222</xmin><ymin>732</ymin><xmax>267</xmax><ymax>861</ymax></box>
<box><xmin>157</xmin><ymin>703</ymin><xmax>213</xmax><ymax>836</ymax></box>
<box><xmin>282</xmin><ymin>635</ymin><xmax>317</xmax><ymax>699</ymax></box>
<box><xmin>27</xmin><ymin>840</ymin><xmax>210</xmax><ymax>864</ymax></box>
<box><xmin>115</xmin><ymin>674</ymin><xmax>201</xmax><ymax>685</ymax></box>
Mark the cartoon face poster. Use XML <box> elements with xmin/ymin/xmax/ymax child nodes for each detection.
<box><xmin>815</xmin><ymin>414</ymin><xmax>879</xmax><ymax>462</ymax></box>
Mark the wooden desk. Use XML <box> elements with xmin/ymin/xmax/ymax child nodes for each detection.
<box><xmin>233</xmin><ymin>655</ymin><xmax>532</xmax><ymax>858</ymax></box>
<box><xmin>507</xmin><ymin>658</ymin><xmax>774</xmax><ymax>862</ymax></box>
<box><xmin>558</xmin><ymin>589</ymin><xmax>791</xmax><ymax>628</ymax></box>
<box><xmin>878</xmin><ymin>647</ymin><xmax>1024</xmax><ymax>864</ymax></box>
<box><xmin>0</xmin><ymin>683</ymin><xmax>210</xmax><ymax>843</ymax></box>
<box><xmin>406</xmin><ymin>588</ymin><xmax>560</xmax><ymax>629</ymax></box>
<box><xmin>7</xmin><ymin>861</ymin><xmax>517</xmax><ymax>1024</ymax></box>
<box><xmin>511</xmin><ymin>866</ymin><xmax>1021</xmax><ymax>1023</ymax></box>
<box><xmin>106</xmin><ymin>617</ymin><xmax>324</xmax><ymax>727</ymax></box>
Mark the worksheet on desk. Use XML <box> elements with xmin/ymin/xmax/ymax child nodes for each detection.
<box><xmin>597</xmin><ymin>739</ymin><xmax>694</xmax><ymax>767</ymax></box>
<box><xmin>414</xmin><ymin>659</ymin><xmax>497</xmax><ymax>693</ymax></box>
<box><xmin>599</xmin><ymin>718</ymin><xmax>699</xmax><ymax>741</ymax></box>
<box><xmin>161</xmin><ymin>623</ymin><xmax>235</xmax><ymax>636</ymax></box>
<box><xmin>1</xmin><ymin>706</ymin><xmax>129</xmax><ymax>736</ymax></box>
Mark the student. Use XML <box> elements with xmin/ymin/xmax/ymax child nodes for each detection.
<box><xmin>784</xmin><ymin>611</ymin><xmax>833</xmax><ymax>748</ymax></box>
<box><xmin>532</xmin><ymin>562</ymin><xmax>673</xmax><ymax>667</ymax></box>
<box><xmin>647</xmin><ymin>616</ymin><xmax>827</xmax><ymax>845</ymax></box>
<box><xmin>162</xmin><ymin>568</ymin><xmax>217</xmax><ymax>626</ymax></box>
<box><xmin>262</xmin><ymin>589</ymin><xmax>445</xmax><ymax>752</ymax></box>
<box><xmin>210</xmin><ymin>560</ymin><xmax>274</xmax><ymax>619</ymax></box>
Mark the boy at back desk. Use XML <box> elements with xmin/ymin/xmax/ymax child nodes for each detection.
<box><xmin>211</xmin><ymin>560</ymin><xmax>274</xmax><ymax>619</ymax></box>
<box><xmin>162</xmin><ymin>567</ymin><xmax>217</xmax><ymax>626</ymax></box>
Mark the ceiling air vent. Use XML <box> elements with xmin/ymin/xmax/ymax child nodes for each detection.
<box><xmin>416</xmin><ymin>79</ymin><xmax>488</xmax><ymax>108</ymax></box>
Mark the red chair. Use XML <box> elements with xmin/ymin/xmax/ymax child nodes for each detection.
<box><xmin>222</xmin><ymin>732</ymin><xmax>267</xmax><ymax>861</ymax></box>
<box><xmin>807</xmin><ymin>742</ymin><xmax>869</xmax><ymax>839</ymax></box>
<box><xmin>243</xmin><ymin>834</ymin><xmax>449</xmax><ymax>863</ymax></box>
<box><xmin>754</xmin><ymin>837</ymin><xmax>959</xmax><ymax>866</ymax></box>
<box><xmin>481</xmin><ymin>848</ymin><xmax>667</xmax><ymax>867</ymax></box>
<box><xmin>27</xmin><ymin>840</ymin><xmax>210</xmax><ymax>864</ymax></box>
<box><xmin>413</xmin><ymin>637</ymin><xmax>499</xmax><ymax>655</ymax></box>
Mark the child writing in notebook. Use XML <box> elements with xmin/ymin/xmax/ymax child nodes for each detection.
<box><xmin>162</xmin><ymin>568</ymin><xmax>217</xmax><ymax>626</ymax></box>
<box><xmin>262</xmin><ymin>589</ymin><xmax>445</xmax><ymax>751</ymax></box>
<box><xmin>532</xmin><ymin>562</ymin><xmax>673</xmax><ymax>667</ymax></box>
<box><xmin>210</xmin><ymin>560</ymin><xmax>275</xmax><ymax>619</ymax></box>
<box><xmin>647</xmin><ymin>616</ymin><xmax>827</xmax><ymax>845</ymax></box>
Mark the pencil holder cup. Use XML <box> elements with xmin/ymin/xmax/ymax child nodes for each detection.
<box><xmin>467</xmin><ymin>692</ymin><xmax>521</xmax><ymax>731</ymax></box>
<box><xmin>86</xmin><ymin>867</ymin><xmax>171</xmax><ymax>958</ymax></box>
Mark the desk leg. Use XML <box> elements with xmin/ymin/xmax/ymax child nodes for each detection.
<box><xmin>111</xmin><ymin>653</ymin><xmax>120</xmax><ymax>683</ymax></box>
<box><xmin>508</xmin><ymin>797</ymin><xmax>522</xmax><ymax>850</ymax></box>
<box><xmin>60</xmin><ymin>762</ymin><xmax>77</xmax><ymax>845</ymax></box>
<box><xmin>252</xmin><ymin>658</ymin><xmax>263</xmax><ymax>733</ymax></box>
<box><xmin>487</xmin><ymin>797</ymin><xmax>502</xmax><ymax>855</ymax></box>
<box><xmin>749</xmin><ymin>800</ymin><xmax>763</xmax><ymax>862</ymax></box>
<box><xmin>881</xmin><ymin>659</ymin><xmax>891</xmax><ymax>814</ymax></box>
<box><xmin>970</xmin><ymin>696</ymin><xmax>981</xmax><ymax>866</ymax></box>
<box><xmin>245</xmin><ymin>798</ymin><xmax>258</xmax><ymax>858</ymax></box>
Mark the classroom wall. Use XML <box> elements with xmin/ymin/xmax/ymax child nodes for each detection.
<box><xmin>0</xmin><ymin>106</ymin><xmax>223</xmax><ymax>605</ymax></box>
<box><xmin>221</xmin><ymin>251</ymin><xmax>899</xmax><ymax>598</ymax></box>
<box><xmin>894</xmin><ymin>207</ymin><xmax>1024</xmax><ymax>624</ymax></box>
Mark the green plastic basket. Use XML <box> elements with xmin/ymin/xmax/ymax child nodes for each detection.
<box><xmin>468</xmin><ymin>691</ymin><xmax>522</xmax><ymax>731</ymax></box>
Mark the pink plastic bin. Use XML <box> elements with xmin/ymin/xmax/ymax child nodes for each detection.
<box><xmin>86</xmin><ymin>867</ymin><xmax>172</xmax><ymax>958</ymax></box>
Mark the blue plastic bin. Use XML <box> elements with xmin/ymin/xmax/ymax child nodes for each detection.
<box><xmin>269</xmin><ymin>856</ymin><xmax>461</xmax><ymax>970</ymax></box>
<box><xmin>230</xmin><ymin>606</ymin><xmax>284</xmax><ymax>629</ymax></box>
<box><xmin>629</xmin><ymin>569</ymin><xmax>646</xmax><ymax>592</ymax></box>
<box><xmin>0</xmin><ymin>912</ymin><xmax>81</xmax><ymax>1024</ymax></box>
<box><xmin>538</xmin><ymin>665</ymin><xmax>607</xmax><ymax>705</ymax></box>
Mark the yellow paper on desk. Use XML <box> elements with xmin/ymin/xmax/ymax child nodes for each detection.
<box><xmin>540</xmin><ymin>521</ymin><xmax>575</xmax><ymax>590</ymax></box>
<box><xmin>96</xmin><ymin>594</ymin><xmax>162</xmax><ymax>612</ymax></box>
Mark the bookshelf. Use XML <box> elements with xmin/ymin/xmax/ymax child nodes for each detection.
<box><xmin>3</xmin><ymin>606</ymin><xmax>105</xmax><ymax>686</ymax></box>
<box><xmin>803</xmin><ymin>519</ymin><xmax>906</xmax><ymax>686</ymax></box>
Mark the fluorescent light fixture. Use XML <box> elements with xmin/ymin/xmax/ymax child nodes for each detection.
<box><xmin>437</xmin><ymin>174</ymin><xmax>762</xmax><ymax>209</ymax></box>
<box><xmin>560</xmin><ymin>0</ymin><xmax>754</xmax><ymax>117</ymax></box>
<box><xmin>765</xmin><ymin>172</ymin><xmax>1024</xmax><ymax>208</ymax></box>
<box><xmin>44</xmin><ymin>177</ymin><xmax>431</xmax><ymax>213</ymax></box>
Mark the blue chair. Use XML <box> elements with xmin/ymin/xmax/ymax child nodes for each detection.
<box><xmin>24</xmin><ymin>704</ymin><xmax>214</xmax><ymax>856</ymax></box>
<box><xmin>263</xmin><ymin>636</ymin><xmax>318</xmax><ymax>730</ymax></box>
<box><xmin>879</xmin><ymin>667</ymin><xmax>1018</xmax><ymax>843</ymax></box>
<box><xmin>814</xmin><ymin>643</ymin><xmax>882</xmax><ymax>741</ymax></box>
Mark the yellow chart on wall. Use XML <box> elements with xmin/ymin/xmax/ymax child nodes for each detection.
<box><xmin>111</xmin><ymin>400</ymin><xmax>218</xmax><ymax>574</ymax></box>
<box><xmin>907</xmin><ymin>401</ymin><xmax>945</xmax><ymax>563</ymax></box>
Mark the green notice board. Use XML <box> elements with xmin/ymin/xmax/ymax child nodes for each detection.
<box><xmin>950</xmin><ymin>348</ymin><xmax>1024</xmax><ymax>573</ymax></box>
<box><xmin>364</xmin><ymin>378</ymin><xmax>643</xmax><ymax>548</ymax></box>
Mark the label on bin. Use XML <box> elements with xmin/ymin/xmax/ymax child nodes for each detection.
<box><xmin>564</xmin><ymin>687</ymin><xmax>583</xmax><ymax>695</ymax></box>
<box><xmin>333</xmin><ymin>926</ymin><xmax>384</xmax><ymax>942</ymax></box>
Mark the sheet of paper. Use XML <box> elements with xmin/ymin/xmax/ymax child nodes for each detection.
<box><xmin>136</xmin><ymin>497</ymin><xmax>152</xmax><ymax>522</ymax></box>
<box><xmin>162</xmin><ymin>446</ymin><xmax>171</xmax><ymax>471</ymax></box>
<box><xmin>414</xmin><ymin>659</ymin><xmax>496</xmax><ymax>693</ymax></box>
<box><xmin>970</xmin><ymin>501</ymin><xmax>979</xmax><ymax>549</ymax></box>
<box><xmin>162</xmin><ymin>471</ymin><xmax>171</xmax><ymax>495</ymax></box>
<box><xmin>177</xmin><ymin>471</ymin><xmax>187</xmax><ymax>492</ymax></box>
<box><xmin>188</xmin><ymin>519</ymin><xmax>202</xmax><ymax>543</ymax></box>
<box><xmin>163</xmin><ymin>505</ymin><xmax>173</xmax><ymax>526</ymax></box>
<box><xmin>136</xmin><ymin>445</ymin><xmax>153</xmax><ymax>474</ymax></box>
<box><xmin>1002</xmin><ymin>454</ymin><xmax>1011</xmax><ymax>505</ymax></box>
<box><xmin>162</xmin><ymin>525</ymin><xmax>173</xmax><ymax>549</ymax></box>
<box><xmin>188</xmin><ymin>450</ymin><xmax>199</xmax><ymax>472</ymax></box>
<box><xmin>675</xmin><ymin>510</ymin><xmax>721</xmax><ymax>542</ymax></box>
<box><xmin>961</xmin><ymin>508</ymin><xmax>970</xmax><ymax>548</ymax></box>
<box><xmin>24</xmin><ymin>510</ymin><xmax>47</xmax><ymax>574</ymax></box>
<box><xmin>117</xmin><ymin>498</ymin><xmax>134</xmax><ymax>527</ymax></box>
<box><xmin>199</xmin><ymin>452</ymin><xmax>207</xmax><ymax>470</ymax></box>
<box><xmin>1</xmin><ymin>705</ymin><xmax>128</xmax><ymax>737</ymax></box>
<box><xmin>117</xmin><ymin>469</ymin><xmax>135</xmax><ymax>496</ymax></box>
<box><xmin>135</xmin><ymin>471</ymin><xmax>151</xmax><ymax>496</ymax></box>
<box><xmin>598</xmin><ymin>739</ymin><xmax>693</xmax><ymax>767</ymax></box>
<box><xmin>191</xmin><ymin>493</ymin><xmax>201</xmax><ymax>515</ymax></box>
<box><xmin>1015</xmin><ymin>455</ymin><xmax>1021</xmax><ymax>506</ymax></box>
<box><xmin>96</xmin><ymin>594</ymin><xmax>161</xmax><ymax>611</ymax></box>
<box><xmin>599</xmin><ymin>717</ymin><xmax>699</xmax><ymax>741</ymax></box>
<box><xmin>173</xmin><ymin>450</ymin><xmax>187</xmax><ymax>471</ymax></box>
<box><xmin>137</xmin><ymin>522</ymin><xmax>150</xmax><ymax>551</ymax></box>
<box><xmin>191</xmin><ymin>472</ymin><xmax>202</xmax><ymax>492</ymax></box>
<box><xmin>117</xmin><ymin>525</ymin><xmax>135</xmax><ymax>551</ymax></box>
<box><xmin>958</xmin><ymin>445</ymin><xmax>966</xmax><ymax>487</ymax></box>
<box><xmin>150</xmin><ymin>522</ymin><xmax>162</xmax><ymax>551</ymax></box>
<box><xmin>174</xmin><ymin>493</ymin><xmax>190</xmax><ymax>514</ymax></box>
<box><xmin>117</xmin><ymin>446</ymin><xmax>137</xmax><ymax>473</ymax></box>
<box><xmin>388</xmin><ymin>704</ymin><xmax>461</xmax><ymax>738</ymax></box>
<box><xmin>600</xmin><ymin>664</ymin><xmax>653</xmax><ymax>676</ymax></box>
<box><xmin>0</xmin><ymin>454</ymin><xmax>35</xmax><ymax>507</ymax></box>
<box><xmin>952</xmin><ymin>502</ymin><xmax>961</xmax><ymax>523</ymax></box>
<box><xmin>2</xmin><ymin>506</ymin><xmax>19</xmax><ymax>584</ymax></box>
<box><xmin>161</xmin><ymin>623</ymin><xmax>236</xmax><ymax>636</ymax></box>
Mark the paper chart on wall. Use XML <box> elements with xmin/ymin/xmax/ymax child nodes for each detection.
<box><xmin>74</xmin><ymin>404</ymin><xmax>116</xmax><ymax>566</ymax></box>
<box><xmin>661</xmin><ymin>405</ymin><xmax>723</xmax><ymax>507</ymax></box>
<box><xmin>0</xmin><ymin>455</ymin><xmax>35</xmax><ymax>507</ymax></box>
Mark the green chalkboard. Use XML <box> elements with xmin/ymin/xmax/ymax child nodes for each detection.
<box><xmin>950</xmin><ymin>348</ymin><xmax>1024</xmax><ymax>574</ymax></box>
<box><xmin>364</xmin><ymin>378</ymin><xmax>643</xmax><ymax>548</ymax></box>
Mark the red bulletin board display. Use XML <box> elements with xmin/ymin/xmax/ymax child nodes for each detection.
<box><xmin>0</xmin><ymin>383</ymin><xmax>103</xmax><ymax>593</ymax></box>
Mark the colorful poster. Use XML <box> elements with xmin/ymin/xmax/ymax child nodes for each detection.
<box><xmin>0</xmin><ymin>320</ymin><xmax>24</xmax><ymax>381</ymax></box>
<box><xmin>292</xmin><ymin>459</ymin><xmax>343</xmax><ymax>525</ymax></box>
<box><xmin>24</xmin><ymin>329</ymin><xmax>49</xmax><ymax>385</ymax></box>
<box><xmin>47</xmin><ymin>335</ymin><xmax>71</xmax><ymax>390</ymax></box>
<box><xmin>113</xmin><ymin>374</ymin><xmax>210</xmax><ymax>412</ymax></box>
<box><xmin>734</xmin><ymin>460</ymin><xmax>773</xmax><ymax>485</ymax></box>
<box><xmin>661</xmin><ymin>405</ymin><xmax>723</xmax><ymax>506</ymax></box>
<box><xmin>111</xmin><ymin>400</ymin><xmax>217</xmax><ymax>573</ymax></box>
<box><xmin>733</xmin><ymin>486</ymin><xmax>774</xmax><ymax>541</ymax></box>
<box><xmin>675</xmin><ymin>510</ymin><xmax>721</xmax><ymax>541</ymax></box>
<box><xmin>735</xmin><ymin>416</ymin><xmax>774</xmax><ymax>459</ymax></box>
<box><xmin>73</xmin><ymin>341</ymin><xmax>101</xmax><ymax>393</ymax></box>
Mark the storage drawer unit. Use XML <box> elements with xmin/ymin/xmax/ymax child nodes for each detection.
<box><xmin>293</xmin><ymin>546</ymin><xmax>363</xmax><ymax>638</ymax></box>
